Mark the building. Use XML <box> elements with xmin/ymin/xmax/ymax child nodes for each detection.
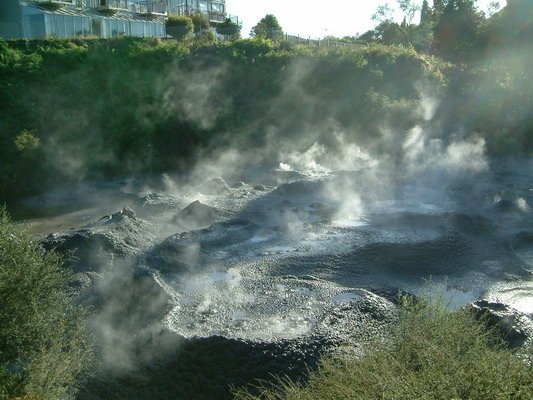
<box><xmin>0</xmin><ymin>0</ymin><xmax>235</xmax><ymax>40</ymax></box>
<box><xmin>167</xmin><ymin>0</ymin><xmax>227</xmax><ymax>24</ymax></box>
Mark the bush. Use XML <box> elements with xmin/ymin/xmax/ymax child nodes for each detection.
<box><xmin>190</xmin><ymin>12</ymin><xmax>210</xmax><ymax>34</ymax></box>
<box><xmin>165</xmin><ymin>16</ymin><xmax>193</xmax><ymax>40</ymax></box>
<box><xmin>235</xmin><ymin>293</ymin><xmax>533</xmax><ymax>400</ymax></box>
<box><xmin>0</xmin><ymin>208</ymin><xmax>92</xmax><ymax>399</ymax></box>
<box><xmin>216</xmin><ymin>18</ymin><xmax>241</xmax><ymax>39</ymax></box>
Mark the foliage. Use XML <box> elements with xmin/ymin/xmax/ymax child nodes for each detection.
<box><xmin>13</xmin><ymin>130</ymin><xmax>39</xmax><ymax>152</ymax></box>
<box><xmin>190</xmin><ymin>12</ymin><xmax>210</xmax><ymax>34</ymax></box>
<box><xmin>420</xmin><ymin>0</ymin><xmax>431</xmax><ymax>24</ymax></box>
<box><xmin>433</xmin><ymin>0</ymin><xmax>487</xmax><ymax>62</ymax></box>
<box><xmin>165</xmin><ymin>15</ymin><xmax>193</xmax><ymax>40</ymax></box>
<box><xmin>216</xmin><ymin>18</ymin><xmax>241</xmax><ymax>39</ymax></box>
<box><xmin>250</xmin><ymin>14</ymin><xmax>284</xmax><ymax>41</ymax></box>
<box><xmin>234</xmin><ymin>293</ymin><xmax>533</xmax><ymax>400</ymax></box>
<box><xmin>0</xmin><ymin>207</ymin><xmax>92</xmax><ymax>399</ymax></box>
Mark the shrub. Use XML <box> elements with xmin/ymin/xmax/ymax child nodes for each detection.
<box><xmin>165</xmin><ymin>16</ymin><xmax>193</xmax><ymax>40</ymax></box>
<box><xmin>0</xmin><ymin>208</ymin><xmax>92</xmax><ymax>400</ymax></box>
<box><xmin>235</xmin><ymin>293</ymin><xmax>533</xmax><ymax>400</ymax></box>
<box><xmin>216</xmin><ymin>18</ymin><xmax>241</xmax><ymax>39</ymax></box>
<box><xmin>190</xmin><ymin>12</ymin><xmax>210</xmax><ymax>35</ymax></box>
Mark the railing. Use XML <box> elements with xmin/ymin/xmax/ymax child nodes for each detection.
<box><xmin>168</xmin><ymin>3</ymin><xmax>229</xmax><ymax>24</ymax></box>
<box><xmin>283</xmin><ymin>33</ymin><xmax>364</xmax><ymax>49</ymax></box>
<box><xmin>97</xmin><ymin>0</ymin><xmax>129</xmax><ymax>10</ymax></box>
<box><xmin>134</xmin><ymin>0</ymin><xmax>167</xmax><ymax>16</ymax></box>
<box><xmin>208</xmin><ymin>10</ymin><xmax>225</xmax><ymax>23</ymax></box>
<box><xmin>34</xmin><ymin>0</ymin><xmax>74</xmax><ymax>3</ymax></box>
<box><xmin>33</xmin><ymin>0</ymin><xmax>75</xmax><ymax>6</ymax></box>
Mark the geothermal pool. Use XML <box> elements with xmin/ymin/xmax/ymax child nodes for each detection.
<box><xmin>19</xmin><ymin>155</ymin><xmax>533</xmax><ymax>399</ymax></box>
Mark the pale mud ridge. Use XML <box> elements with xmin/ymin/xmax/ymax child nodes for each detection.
<box><xmin>29</xmin><ymin>158</ymin><xmax>532</xmax><ymax>400</ymax></box>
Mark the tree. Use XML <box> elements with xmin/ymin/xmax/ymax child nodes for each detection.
<box><xmin>216</xmin><ymin>18</ymin><xmax>241</xmax><ymax>39</ymax></box>
<box><xmin>250</xmin><ymin>14</ymin><xmax>284</xmax><ymax>41</ymax></box>
<box><xmin>372</xmin><ymin>3</ymin><xmax>394</xmax><ymax>23</ymax></box>
<box><xmin>420</xmin><ymin>0</ymin><xmax>431</xmax><ymax>24</ymax></box>
<box><xmin>358</xmin><ymin>21</ymin><xmax>409</xmax><ymax>46</ymax></box>
<box><xmin>190</xmin><ymin>12</ymin><xmax>210</xmax><ymax>35</ymax></box>
<box><xmin>433</xmin><ymin>0</ymin><xmax>445</xmax><ymax>17</ymax></box>
<box><xmin>433</xmin><ymin>0</ymin><xmax>487</xmax><ymax>62</ymax></box>
<box><xmin>398</xmin><ymin>0</ymin><xmax>421</xmax><ymax>24</ymax></box>
<box><xmin>0</xmin><ymin>208</ymin><xmax>92</xmax><ymax>399</ymax></box>
<box><xmin>165</xmin><ymin>15</ymin><xmax>193</xmax><ymax>40</ymax></box>
<box><xmin>485</xmin><ymin>0</ymin><xmax>533</xmax><ymax>46</ymax></box>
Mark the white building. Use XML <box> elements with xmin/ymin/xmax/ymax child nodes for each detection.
<box><xmin>0</xmin><ymin>0</ymin><xmax>235</xmax><ymax>40</ymax></box>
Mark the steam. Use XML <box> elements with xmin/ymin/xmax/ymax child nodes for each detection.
<box><xmin>280</xmin><ymin>132</ymin><xmax>378</xmax><ymax>177</ymax></box>
<box><xmin>25</xmin><ymin>27</ymin><xmax>531</xmax><ymax>388</ymax></box>
<box><xmin>156</xmin><ymin>62</ymin><xmax>231</xmax><ymax>130</ymax></box>
<box><xmin>403</xmin><ymin>127</ymin><xmax>488</xmax><ymax>174</ymax></box>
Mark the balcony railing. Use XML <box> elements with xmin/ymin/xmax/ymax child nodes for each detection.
<box><xmin>208</xmin><ymin>11</ymin><xmax>225</xmax><ymax>23</ymax></box>
<box><xmin>33</xmin><ymin>0</ymin><xmax>74</xmax><ymax>10</ymax></box>
<box><xmin>169</xmin><ymin>5</ymin><xmax>228</xmax><ymax>24</ymax></box>
<box><xmin>97</xmin><ymin>0</ymin><xmax>129</xmax><ymax>14</ymax></box>
<box><xmin>135</xmin><ymin>1</ymin><xmax>167</xmax><ymax>17</ymax></box>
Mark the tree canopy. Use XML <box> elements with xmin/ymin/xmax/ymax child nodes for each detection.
<box><xmin>250</xmin><ymin>14</ymin><xmax>284</xmax><ymax>41</ymax></box>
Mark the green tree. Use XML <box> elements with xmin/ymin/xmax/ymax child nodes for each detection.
<box><xmin>398</xmin><ymin>0</ymin><xmax>421</xmax><ymax>24</ymax></box>
<box><xmin>0</xmin><ymin>208</ymin><xmax>92</xmax><ymax>399</ymax></box>
<box><xmin>165</xmin><ymin>15</ymin><xmax>194</xmax><ymax>40</ymax></box>
<box><xmin>485</xmin><ymin>0</ymin><xmax>533</xmax><ymax>47</ymax></box>
<box><xmin>433</xmin><ymin>0</ymin><xmax>445</xmax><ymax>16</ymax></box>
<box><xmin>250</xmin><ymin>14</ymin><xmax>284</xmax><ymax>41</ymax></box>
<box><xmin>433</xmin><ymin>0</ymin><xmax>487</xmax><ymax>62</ymax></box>
<box><xmin>420</xmin><ymin>0</ymin><xmax>431</xmax><ymax>24</ymax></box>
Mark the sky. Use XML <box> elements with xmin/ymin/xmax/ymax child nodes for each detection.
<box><xmin>225</xmin><ymin>0</ymin><xmax>503</xmax><ymax>39</ymax></box>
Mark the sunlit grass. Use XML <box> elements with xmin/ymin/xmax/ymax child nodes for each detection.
<box><xmin>235</xmin><ymin>293</ymin><xmax>533</xmax><ymax>400</ymax></box>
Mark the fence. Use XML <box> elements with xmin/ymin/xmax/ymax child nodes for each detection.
<box><xmin>284</xmin><ymin>33</ymin><xmax>363</xmax><ymax>49</ymax></box>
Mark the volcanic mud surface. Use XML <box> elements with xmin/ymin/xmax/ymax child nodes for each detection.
<box><xmin>24</xmin><ymin>158</ymin><xmax>532</xmax><ymax>399</ymax></box>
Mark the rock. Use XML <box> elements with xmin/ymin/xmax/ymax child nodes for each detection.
<box><xmin>253</xmin><ymin>184</ymin><xmax>267</xmax><ymax>191</ymax></box>
<box><xmin>467</xmin><ymin>300</ymin><xmax>533</xmax><ymax>349</ymax></box>
<box><xmin>136</xmin><ymin>193</ymin><xmax>182</xmax><ymax>215</ymax></box>
<box><xmin>40</xmin><ymin>208</ymin><xmax>156</xmax><ymax>272</ymax></box>
<box><xmin>313</xmin><ymin>289</ymin><xmax>399</xmax><ymax>349</ymax></box>
<box><xmin>229</xmin><ymin>181</ymin><xmax>246</xmax><ymax>189</ymax></box>
<box><xmin>172</xmin><ymin>200</ymin><xmax>223</xmax><ymax>227</ymax></box>
<box><xmin>146</xmin><ymin>220</ymin><xmax>258</xmax><ymax>273</ymax></box>
<box><xmin>71</xmin><ymin>271</ymin><xmax>102</xmax><ymax>294</ymax></box>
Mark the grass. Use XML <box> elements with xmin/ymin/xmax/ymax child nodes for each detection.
<box><xmin>234</xmin><ymin>292</ymin><xmax>533</xmax><ymax>400</ymax></box>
